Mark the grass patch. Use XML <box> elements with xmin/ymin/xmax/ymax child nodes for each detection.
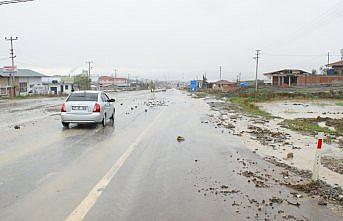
<box><xmin>228</xmin><ymin>97</ymin><xmax>273</xmax><ymax>119</ymax></box>
<box><xmin>281</xmin><ymin>118</ymin><xmax>337</xmax><ymax>136</ymax></box>
<box><xmin>336</xmin><ymin>102</ymin><xmax>343</xmax><ymax>106</ymax></box>
<box><xmin>0</xmin><ymin>94</ymin><xmax>66</xmax><ymax>100</ymax></box>
<box><xmin>194</xmin><ymin>92</ymin><xmax>207</xmax><ymax>99</ymax></box>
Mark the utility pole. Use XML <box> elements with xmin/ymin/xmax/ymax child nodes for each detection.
<box><xmin>86</xmin><ymin>61</ymin><xmax>93</xmax><ymax>90</ymax></box>
<box><xmin>238</xmin><ymin>72</ymin><xmax>242</xmax><ymax>87</ymax></box>
<box><xmin>340</xmin><ymin>49</ymin><xmax>343</xmax><ymax>61</ymax></box>
<box><xmin>327</xmin><ymin>52</ymin><xmax>330</xmax><ymax>66</ymax></box>
<box><xmin>219</xmin><ymin>66</ymin><xmax>222</xmax><ymax>80</ymax></box>
<box><xmin>5</xmin><ymin>36</ymin><xmax>18</xmax><ymax>96</ymax></box>
<box><xmin>254</xmin><ymin>50</ymin><xmax>261</xmax><ymax>92</ymax></box>
<box><xmin>114</xmin><ymin>69</ymin><xmax>118</xmax><ymax>78</ymax></box>
<box><xmin>5</xmin><ymin>36</ymin><xmax>18</xmax><ymax>67</ymax></box>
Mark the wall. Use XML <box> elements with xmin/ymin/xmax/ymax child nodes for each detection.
<box><xmin>0</xmin><ymin>77</ymin><xmax>9</xmax><ymax>86</ymax></box>
<box><xmin>298</xmin><ymin>75</ymin><xmax>343</xmax><ymax>86</ymax></box>
<box><xmin>18</xmin><ymin>77</ymin><xmax>43</xmax><ymax>95</ymax></box>
<box><xmin>0</xmin><ymin>77</ymin><xmax>19</xmax><ymax>96</ymax></box>
<box><xmin>212</xmin><ymin>84</ymin><xmax>237</xmax><ymax>92</ymax></box>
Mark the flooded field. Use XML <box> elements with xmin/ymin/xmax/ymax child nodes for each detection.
<box><xmin>257</xmin><ymin>100</ymin><xmax>343</xmax><ymax>120</ymax></box>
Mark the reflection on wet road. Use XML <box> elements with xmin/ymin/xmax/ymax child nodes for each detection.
<box><xmin>0</xmin><ymin>90</ymin><xmax>341</xmax><ymax>221</ymax></box>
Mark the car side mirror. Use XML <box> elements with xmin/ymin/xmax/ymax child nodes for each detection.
<box><xmin>108</xmin><ymin>98</ymin><xmax>115</xmax><ymax>103</ymax></box>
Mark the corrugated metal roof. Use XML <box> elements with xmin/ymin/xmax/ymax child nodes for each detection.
<box><xmin>0</xmin><ymin>68</ymin><xmax>46</xmax><ymax>77</ymax></box>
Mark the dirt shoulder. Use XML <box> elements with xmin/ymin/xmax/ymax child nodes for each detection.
<box><xmin>195</xmin><ymin>89</ymin><xmax>343</xmax><ymax>207</ymax></box>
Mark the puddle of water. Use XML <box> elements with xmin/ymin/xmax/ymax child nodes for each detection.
<box><xmin>258</xmin><ymin>100</ymin><xmax>343</xmax><ymax>119</ymax></box>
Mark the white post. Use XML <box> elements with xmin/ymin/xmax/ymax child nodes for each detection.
<box><xmin>312</xmin><ymin>132</ymin><xmax>324</xmax><ymax>181</ymax></box>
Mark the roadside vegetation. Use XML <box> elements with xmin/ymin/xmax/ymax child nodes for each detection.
<box><xmin>228</xmin><ymin>97</ymin><xmax>273</xmax><ymax>119</ymax></box>
<box><xmin>195</xmin><ymin>87</ymin><xmax>343</xmax><ymax>135</ymax></box>
<box><xmin>281</xmin><ymin>119</ymin><xmax>335</xmax><ymax>135</ymax></box>
<box><xmin>0</xmin><ymin>94</ymin><xmax>66</xmax><ymax>100</ymax></box>
<box><xmin>196</xmin><ymin>87</ymin><xmax>343</xmax><ymax>102</ymax></box>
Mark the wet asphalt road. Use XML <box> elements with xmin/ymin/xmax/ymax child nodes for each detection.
<box><xmin>0</xmin><ymin>90</ymin><xmax>341</xmax><ymax>221</ymax></box>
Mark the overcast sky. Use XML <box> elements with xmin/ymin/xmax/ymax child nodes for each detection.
<box><xmin>0</xmin><ymin>0</ymin><xmax>342</xmax><ymax>81</ymax></box>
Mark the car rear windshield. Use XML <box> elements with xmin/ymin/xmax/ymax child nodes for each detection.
<box><xmin>67</xmin><ymin>93</ymin><xmax>98</xmax><ymax>101</ymax></box>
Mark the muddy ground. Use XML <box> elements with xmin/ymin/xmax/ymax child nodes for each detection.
<box><xmin>201</xmin><ymin>96</ymin><xmax>343</xmax><ymax>210</ymax></box>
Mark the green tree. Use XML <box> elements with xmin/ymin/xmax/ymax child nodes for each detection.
<box><xmin>74</xmin><ymin>74</ymin><xmax>90</xmax><ymax>90</ymax></box>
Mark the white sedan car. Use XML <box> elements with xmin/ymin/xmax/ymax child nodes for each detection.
<box><xmin>60</xmin><ymin>91</ymin><xmax>115</xmax><ymax>128</ymax></box>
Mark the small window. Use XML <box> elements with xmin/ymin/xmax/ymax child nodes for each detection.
<box><xmin>65</xmin><ymin>85</ymin><xmax>69</xmax><ymax>90</ymax></box>
<box><xmin>19</xmin><ymin>82</ymin><xmax>27</xmax><ymax>92</ymax></box>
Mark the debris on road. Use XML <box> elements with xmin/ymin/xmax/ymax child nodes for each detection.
<box><xmin>321</xmin><ymin>156</ymin><xmax>343</xmax><ymax>175</ymax></box>
<box><xmin>286</xmin><ymin>199</ymin><xmax>300</xmax><ymax>207</ymax></box>
<box><xmin>177</xmin><ymin>136</ymin><xmax>185</xmax><ymax>142</ymax></box>
<box><xmin>14</xmin><ymin>125</ymin><xmax>21</xmax><ymax>130</ymax></box>
<box><xmin>269</xmin><ymin>196</ymin><xmax>283</xmax><ymax>204</ymax></box>
<box><xmin>318</xmin><ymin>198</ymin><xmax>328</xmax><ymax>206</ymax></box>
<box><xmin>286</xmin><ymin>152</ymin><xmax>294</xmax><ymax>160</ymax></box>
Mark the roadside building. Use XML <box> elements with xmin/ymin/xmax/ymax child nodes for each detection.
<box><xmin>42</xmin><ymin>76</ymin><xmax>74</xmax><ymax>95</ymax></box>
<box><xmin>264</xmin><ymin>69</ymin><xmax>309</xmax><ymax>87</ymax></box>
<box><xmin>326</xmin><ymin>60</ymin><xmax>343</xmax><ymax>75</ymax></box>
<box><xmin>0</xmin><ymin>68</ymin><xmax>46</xmax><ymax>96</ymax></box>
<box><xmin>264</xmin><ymin>69</ymin><xmax>343</xmax><ymax>87</ymax></box>
<box><xmin>212</xmin><ymin>80</ymin><xmax>237</xmax><ymax>92</ymax></box>
<box><xmin>98</xmin><ymin>76</ymin><xmax>129</xmax><ymax>89</ymax></box>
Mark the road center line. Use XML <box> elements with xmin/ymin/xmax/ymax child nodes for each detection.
<box><xmin>64</xmin><ymin>108</ymin><xmax>165</xmax><ymax>221</ymax></box>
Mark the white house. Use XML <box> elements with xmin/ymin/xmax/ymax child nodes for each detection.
<box><xmin>42</xmin><ymin>76</ymin><xmax>74</xmax><ymax>95</ymax></box>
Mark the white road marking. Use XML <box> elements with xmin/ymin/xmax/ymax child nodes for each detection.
<box><xmin>64</xmin><ymin>109</ymin><xmax>165</xmax><ymax>221</ymax></box>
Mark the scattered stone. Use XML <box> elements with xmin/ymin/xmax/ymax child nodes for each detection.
<box><xmin>221</xmin><ymin>185</ymin><xmax>229</xmax><ymax>189</ymax></box>
<box><xmin>177</xmin><ymin>136</ymin><xmax>185</xmax><ymax>142</ymax></box>
<box><xmin>14</xmin><ymin>125</ymin><xmax>20</xmax><ymax>130</ymax></box>
<box><xmin>286</xmin><ymin>152</ymin><xmax>294</xmax><ymax>159</ymax></box>
<box><xmin>318</xmin><ymin>199</ymin><xmax>327</xmax><ymax>206</ymax></box>
<box><xmin>269</xmin><ymin>197</ymin><xmax>283</xmax><ymax>204</ymax></box>
<box><xmin>286</xmin><ymin>199</ymin><xmax>300</xmax><ymax>207</ymax></box>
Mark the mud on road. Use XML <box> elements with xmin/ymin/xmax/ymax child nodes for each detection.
<box><xmin>0</xmin><ymin>90</ymin><xmax>343</xmax><ymax>221</ymax></box>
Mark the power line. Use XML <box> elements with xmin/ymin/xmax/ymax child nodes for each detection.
<box><xmin>263</xmin><ymin>52</ymin><xmax>341</xmax><ymax>57</ymax></box>
<box><xmin>0</xmin><ymin>0</ymin><xmax>34</xmax><ymax>5</ymax></box>
<box><xmin>263</xmin><ymin>0</ymin><xmax>343</xmax><ymax>50</ymax></box>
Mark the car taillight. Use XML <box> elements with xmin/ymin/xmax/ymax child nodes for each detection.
<box><xmin>61</xmin><ymin>103</ymin><xmax>66</xmax><ymax>112</ymax></box>
<box><xmin>93</xmin><ymin>103</ymin><xmax>101</xmax><ymax>112</ymax></box>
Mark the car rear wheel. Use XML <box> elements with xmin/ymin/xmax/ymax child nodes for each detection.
<box><xmin>110</xmin><ymin>112</ymin><xmax>115</xmax><ymax>126</ymax></box>
<box><xmin>62</xmin><ymin>122</ymin><xmax>70</xmax><ymax>128</ymax></box>
<box><xmin>102</xmin><ymin>115</ymin><xmax>106</xmax><ymax>127</ymax></box>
